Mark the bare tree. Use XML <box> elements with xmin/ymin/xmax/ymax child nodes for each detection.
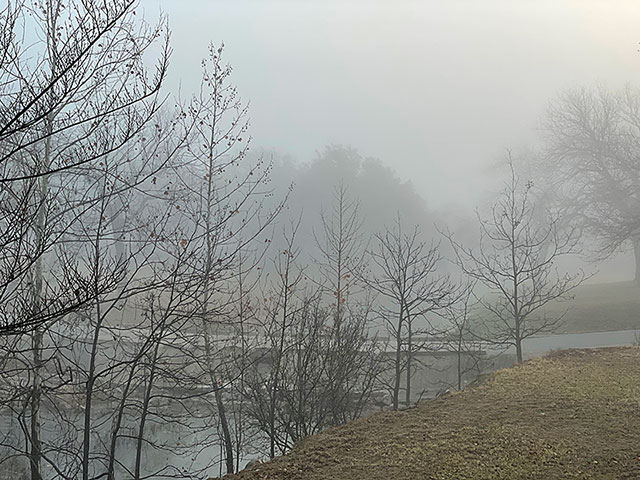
<box><xmin>0</xmin><ymin>3</ymin><xmax>289</xmax><ymax>479</ymax></box>
<box><xmin>441</xmin><ymin>282</ymin><xmax>484</xmax><ymax>391</ymax></box>
<box><xmin>173</xmin><ymin>42</ymin><xmax>284</xmax><ymax>475</ymax></box>
<box><xmin>445</xmin><ymin>158</ymin><xmax>586</xmax><ymax>363</ymax></box>
<box><xmin>0</xmin><ymin>0</ymin><xmax>170</xmax><ymax>335</ymax></box>
<box><xmin>313</xmin><ymin>183</ymin><xmax>381</xmax><ymax>423</ymax></box>
<box><xmin>257</xmin><ymin>293</ymin><xmax>380</xmax><ymax>450</ymax></box>
<box><xmin>267</xmin><ymin>221</ymin><xmax>305</xmax><ymax>458</ymax></box>
<box><xmin>226</xmin><ymin>245</ymin><xmax>266</xmax><ymax>472</ymax></box>
<box><xmin>242</xmin><ymin>221</ymin><xmax>383</xmax><ymax>456</ymax></box>
<box><xmin>0</xmin><ymin>145</ymin><xmax>185</xmax><ymax>480</ymax></box>
<box><xmin>314</xmin><ymin>183</ymin><xmax>366</xmax><ymax>335</ymax></box>
<box><xmin>364</xmin><ymin>215</ymin><xmax>455</xmax><ymax>410</ymax></box>
<box><xmin>48</xmin><ymin>142</ymin><xmax>181</xmax><ymax>480</ymax></box>
<box><xmin>0</xmin><ymin>3</ymin><xmax>174</xmax><ymax>480</ymax></box>
<box><xmin>544</xmin><ymin>86</ymin><xmax>640</xmax><ymax>282</ymax></box>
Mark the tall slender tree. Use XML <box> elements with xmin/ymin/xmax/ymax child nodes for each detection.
<box><xmin>446</xmin><ymin>158</ymin><xmax>586</xmax><ymax>363</ymax></box>
<box><xmin>174</xmin><ymin>43</ymin><xmax>284</xmax><ymax>474</ymax></box>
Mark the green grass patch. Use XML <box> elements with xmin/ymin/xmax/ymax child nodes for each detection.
<box><xmin>549</xmin><ymin>281</ymin><xmax>640</xmax><ymax>333</ymax></box>
<box><xmin>469</xmin><ymin>282</ymin><xmax>640</xmax><ymax>336</ymax></box>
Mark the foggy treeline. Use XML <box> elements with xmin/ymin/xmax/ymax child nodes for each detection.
<box><xmin>1</xmin><ymin>1</ymin><xmax>639</xmax><ymax>479</ymax></box>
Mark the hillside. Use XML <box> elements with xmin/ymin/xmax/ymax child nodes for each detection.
<box><xmin>226</xmin><ymin>347</ymin><xmax>640</xmax><ymax>480</ymax></box>
<box><xmin>549</xmin><ymin>282</ymin><xmax>640</xmax><ymax>333</ymax></box>
<box><xmin>474</xmin><ymin>281</ymin><xmax>640</xmax><ymax>335</ymax></box>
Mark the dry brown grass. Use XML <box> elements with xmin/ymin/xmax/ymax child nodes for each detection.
<box><xmin>225</xmin><ymin>347</ymin><xmax>640</xmax><ymax>480</ymax></box>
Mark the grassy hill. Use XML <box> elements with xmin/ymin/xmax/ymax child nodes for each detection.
<box><xmin>226</xmin><ymin>347</ymin><xmax>640</xmax><ymax>480</ymax></box>
<box><xmin>471</xmin><ymin>281</ymin><xmax>640</xmax><ymax>335</ymax></box>
<box><xmin>549</xmin><ymin>281</ymin><xmax>640</xmax><ymax>333</ymax></box>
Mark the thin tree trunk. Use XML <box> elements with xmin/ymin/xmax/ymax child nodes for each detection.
<box><xmin>200</xmin><ymin>74</ymin><xmax>235</xmax><ymax>473</ymax></box>
<box><xmin>235</xmin><ymin>258</ymin><xmax>245</xmax><ymax>472</ymax></box>
<box><xmin>82</xmin><ymin>311</ymin><xmax>101</xmax><ymax>480</ymax></box>
<box><xmin>83</xmin><ymin>191</ymin><xmax>107</xmax><ymax>480</ymax></box>
<box><xmin>133</xmin><ymin>341</ymin><xmax>161</xmax><ymax>479</ymax></box>
<box><xmin>31</xmin><ymin>5</ymin><xmax>59</xmax><ymax>472</ymax></box>
<box><xmin>30</xmin><ymin>196</ymin><xmax>45</xmax><ymax>479</ymax></box>
<box><xmin>202</xmin><ymin>324</ymin><xmax>234</xmax><ymax>474</ymax></box>
<box><xmin>268</xmin><ymin>259</ymin><xmax>291</xmax><ymax>458</ymax></box>
<box><xmin>107</xmin><ymin>362</ymin><xmax>137</xmax><ymax>480</ymax></box>
<box><xmin>405</xmin><ymin>317</ymin><xmax>412</xmax><ymax>408</ymax></box>
<box><xmin>633</xmin><ymin>236</ymin><xmax>640</xmax><ymax>285</ymax></box>
<box><xmin>29</xmin><ymin>328</ymin><xmax>42</xmax><ymax>480</ymax></box>
<box><xmin>30</xmin><ymin>110</ymin><xmax>52</xmax><ymax>480</ymax></box>
<box><xmin>269</xmin><ymin>313</ymin><xmax>287</xmax><ymax>458</ymax></box>
<box><xmin>82</xmin><ymin>326</ymin><xmax>98</xmax><ymax>480</ymax></box>
<box><xmin>392</xmin><ymin>305</ymin><xmax>404</xmax><ymax>411</ymax></box>
<box><xmin>30</xmin><ymin>184</ymin><xmax>45</xmax><ymax>478</ymax></box>
<box><xmin>133</xmin><ymin>374</ymin><xmax>150</xmax><ymax>478</ymax></box>
<box><xmin>457</xmin><ymin>330</ymin><xmax>463</xmax><ymax>391</ymax></box>
<box><xmin>512</xmin><ymin>219</ymin><xmax>523</xmax><ymax>364</ymax></box>
<box><xmin>214</xmin><ymin>386</ymin><xmax>234</xmax><ymax>474</ymax></box>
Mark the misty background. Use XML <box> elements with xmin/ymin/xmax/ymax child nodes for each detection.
<box><xmin>140</xmin><ymin>0</ymin><xmax>640</xmax><ymax>282</ymax></box>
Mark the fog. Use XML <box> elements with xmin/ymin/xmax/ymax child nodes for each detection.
<box><xmin>138</xmin><ymin>0</ymin><xmax>640</xmax><ymax>282</ymax></box>
<box><xmin>145</xmin><ymin>0</ymin><xmax>640</xmax><ymax>209</ymax></box>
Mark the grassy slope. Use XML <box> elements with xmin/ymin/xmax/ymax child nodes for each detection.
<box><xmin>549</xmin><ymin>282</ymin><xmax>640</xmax><ymax>333</ymax></box>
<box><xmin>473</xmin><ymin>281</ymin><xmax>640</xmax><ymax>335</ymax></box>
<box><xmin>227</xmin><ymin>347</ymin><xmax>640</xmax><ymax>480</ymax></box>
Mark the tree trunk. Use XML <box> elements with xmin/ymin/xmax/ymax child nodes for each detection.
<box><xmin>202</xmin><ymin>323</ymin><xmax>235</xmax><ymax>474</ymax></box>
<box><xmin>515</xmin><ymin>338</ymin><xmax>523</xmax><ymax>364</ymax></box>
<box><xmin>457</xmin><ymin>330</ymin><xmax>463</xmax><ymax>391</ymax></box>
<box><xmin>393</xmin><ymin>327</ymin><xmax>402</xmax><ymax>411</ymax></box>
<box><xmin>30</xmin><ymin>105</ymin><xmax>52</xmax><ymax>480</ymax></box>
<box><xmin>392</xmin><ymin>302</ymin><xmax>406</xmax><ymax>411</ymax></box>
<box><xmin>82</xmin><ymin>324</ymin><xmax>100</xmax><ymax>480</ymax></box>
<box><xmin>214</xmin><ymin>386</ymin><xmax>235</xmax><ymax>474</ymax></box>
<box><xmin>30</xmin><ymin>328</ymin><xmax>42</xmax><ymax>480</ymax></box>
<box><xmin>633</xmin><ymin>236</ymin><xmax>640</xmax><ymax>285</ymax></box>
<box><xmin>405</xmin><ymin>318</ymin><xmax>412</xmax><ymax>408</ymax></box>
<box><xmin>30</xmin><ymin>174</ymin><xmax>45</xmax><ymax>480</ymax></box>
<box><xmin>134</xmin><ymin>333</ymin><xmax>161</xmax><ymax>479</ymax></box>
<box><xmin>107</xmin><ymin>363</ymin><xmax>137</xmax><ymax>480</ymax></box>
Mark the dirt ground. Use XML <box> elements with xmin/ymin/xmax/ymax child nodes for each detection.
<box><xmin>224</xmin><ymin>347</ymin><xmax>640</xmax><ymax>480</ymax></box>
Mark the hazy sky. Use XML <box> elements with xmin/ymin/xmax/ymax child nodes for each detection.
<box><xmin>142</xmin><ymin>0</ymin><xmax>640</xmax><ymax>211</ymax></box>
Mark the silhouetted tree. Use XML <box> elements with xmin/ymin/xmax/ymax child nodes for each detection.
<box><xmin>0</xmin><ymin>0</ymin><xmax>169</xmax><ymax>336</ymax></box>
<box><xmin>544</xmin><ymin>86</ymin><xmax>640</xmax><ymax>283</ymax></box>
<box><xmin>173</xmin><ymin>42</ymin><xmax>284</xmax><ymax>475</ymax></box>
<box><xmin>364</xmin><ymin>216</ymin><xmax>454</xmax><ymax>410</ymax></box>
<box><xmin>445</xmin><ymin>158</ymin><xmax>585</xmax><ymax>363</ymax></box>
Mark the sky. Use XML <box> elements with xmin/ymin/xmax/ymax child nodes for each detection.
<box><xmin>141</xmin><ymin>0</ymin><xmax>640</xmax><ymax>214</ymax></box>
